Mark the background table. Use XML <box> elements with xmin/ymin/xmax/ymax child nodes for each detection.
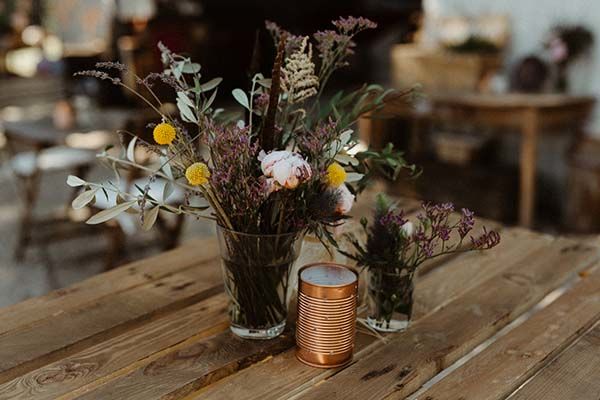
<box><xmin>359</xmin><ymin>93</ymin><xmax>596</xmax><ymax>227</ymax></box>
<box><xmin>0</xmin><ymin>208</ymin><xmax>599</xmax><ymax>399</ymax></box>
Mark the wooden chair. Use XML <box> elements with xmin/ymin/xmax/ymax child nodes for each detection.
<box><xmin>7</xmin><ymin>145</ymin><xmax>97</xmax><ymax>260</ymax></box>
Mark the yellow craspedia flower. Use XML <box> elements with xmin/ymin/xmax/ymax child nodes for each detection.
<box><xmin>325</xmin><ymin>162</ymin><xmax>346</xmax><ymax>188</ymax></box>
<box><xmin>153</xmin><ymin>122</ymin><xmax>176</xmax><ymax>145</ymax></box>
<box><xmin>185</xmin><ymin>162</ymin><xmax>211</xmax><ymax>186</ymax></box>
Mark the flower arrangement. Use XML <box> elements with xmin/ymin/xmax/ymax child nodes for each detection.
<box><xmin>70</xmin><ymin>16</ymin><xmax>416</xmax><ymax>241</ymax></box>
<box><xmin>546</xmin><ymin>24</ymin><xmax>594</xmax><ymax>91</ymax></box>
<box><xmin>342</xmin><ymin>194</ymin><xmax>500</xmax><ymax>331</ymax></box>
<box><xmin>69</xmin><ymin>17</ymin><xmax>417</xmax><ymax>339</ymax></box>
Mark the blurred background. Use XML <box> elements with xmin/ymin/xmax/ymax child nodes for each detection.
<box><xmin>1</xmin><ymin>0</ymin><xmax>599</xmax><ymax>306</ymax></box>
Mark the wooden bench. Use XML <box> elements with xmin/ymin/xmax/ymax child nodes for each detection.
<box><xmin>0</xmin><ymin>215</ymin><xmax>599</xmax><ymax>399</ymax></box>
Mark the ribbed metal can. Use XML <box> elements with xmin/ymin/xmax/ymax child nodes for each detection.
<box><xmin>296</xmin><ymin>262</ymin><xmax>358</xmax><ymax>368</ymax></box>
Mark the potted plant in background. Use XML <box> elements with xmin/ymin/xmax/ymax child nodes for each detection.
<box><xmin>68</xmin><ymin>16</ymin><xmax>418</xmax><ymax>339</ymax></box>
<box><xmin>342</xmin><ymin>194</ymin><xmax>500</xmax><ymax>332</ymax></box>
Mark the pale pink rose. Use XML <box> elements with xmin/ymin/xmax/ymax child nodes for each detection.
<box><xmin>260</xmin><ymin>150</ymin><xmax>312</xmax><ymax>189</ymax></box>
<box><xmin>264</xmin><ymin>178</ymin><xmax>281</xmax><ymax>195</ymax></box>
<box><xmin>333</xmin><ymin>184</ymin><xmax>354</xmax><ymax>214</ymax></box>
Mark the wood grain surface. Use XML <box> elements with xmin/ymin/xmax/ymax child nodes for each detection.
<box><xmin>291</xmin><ymin>238</ymin><xmax>598</xmax><ymax>399</ymax></box>
<box><xmin>510</xmin><ymin>323</ymin><xmax>600</xmax><ymax>400</ymax></box>
<box><xmin>2</xmin><ymin>219</ymin><xmax>599</xmax><ymax>400</ymax></box>
<box><xmin>418</xmin><ymin>264</ymin><xmax>600</xmax><ymax>400</ymax></box>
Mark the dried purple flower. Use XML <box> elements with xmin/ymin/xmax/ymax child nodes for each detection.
<box><xmin>471</xmin><ymin>227</ymin><xmax>501</xmax><ymax>250</ymax></box>
<box><xmin>74</xmin><ymin>70</ymin><xmax>121</xmax><ymax>85</ymax></box>
<box><xmin>458</xmin><ymin>208</ymin><xmax>475</xmax><ymax>238</ymax></box>
<box><xmin>345</xmin><ymin>195</ymin><xmax>501</xmax><ymax>274</ymax></box>
<box><xmin>95</xmin><ymin>61</ymin><xmax>127</xmax><ymax>71</ymax></box>
<box><xmin>332</xmin><ymin>16</ymin><xmax>377</xmax><ymax>34</ymax></box>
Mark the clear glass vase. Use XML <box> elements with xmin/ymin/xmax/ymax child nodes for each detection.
<box><xmin>216</xmin><ymin>226</ymin><xmax>304</xmax><ymax>339</ymax></box>
<box><xmin>366</xmin><ymin>268</ymin><xmax>414</xmax><ymax>332</ymax></box>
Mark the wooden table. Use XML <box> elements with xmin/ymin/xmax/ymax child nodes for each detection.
<box><xmin>1</xmin><ymin>218</ymin><xmax>600</xmax><ymax>399</ymax></box>
<box><xmin>360</xmin><ymin>93</ymin><xmax>596</xmax><ymax>227</ymax></box>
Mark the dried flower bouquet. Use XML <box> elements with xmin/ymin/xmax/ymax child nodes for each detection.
<box><xmin>69</xmin><ymin>17</ymin><xmax>417</xmax><ymax>338</ymax></box>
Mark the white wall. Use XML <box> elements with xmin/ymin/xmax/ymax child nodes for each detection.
<box><xmin>424</xmin><ymin>0</ymin><xmax>600</xmax><ymax>133</ymax></box>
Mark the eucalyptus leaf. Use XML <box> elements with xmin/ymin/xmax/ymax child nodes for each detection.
<box><xmin>200</xmin><ymin>77</ymin><xmax>223</xmax><ymax>92</ymax></box>
<box><xmin>161</xmin><ymin>157</ymin><xmax>173</xmax><ymax>179</ymax></box>
<box><xmin>201</xmin><ymin>88</ymin><xmax>218</xmax><ymax>113</ymax></box>
<box><xmin>86</xmin><ymin>200</ymin><xmax>137</xmax><ymax>225</ymax></box>
<box><xmin>162</xmin><ymin>181</ymin><xmax>174</xmax><ymax>202</ymax></box>
<box><xmin>67</xmin><ymin>175</ymin><xmax>87</xmax><ymax>187</ymax></box>
<box><xmin>173</xmin><ymin>62</ymin><xmax>183</xmax><ymax>80</ymax></box>
<box><xmin>72</xmin><ymin>188</ymin><xmax>98</xmax><ymax>209</ymax></box>
<box><xmin>177</xmin><ymin>98</ymin><xmax>198</xmax><ymax>123</ymax></box>
<box><xmin>177</xmin><ymin>91</ymin><xmax>194</xmax><ymax>108</ymax></box>
<box><xmin>339</xmin><ymin>129</ymin><xmax>353</xmax><ymax>146</ymax></box>
<box><xmin>232</xmin><ymin>88</ymin><xmax>250</xmax><ymax>110</ymax></box>
<box><xmin>142</xmin><ymin>206</ymin><xmax>160</xmax><ymax>231</ymax></box>
<box><xmin>334</xmin><ymin>154</ymin><xmax>359</xmax><ymax>166</ymax></box>
<box><xmin>256</xmin><ymin>78</ymin><xmax>271</xmax><ymax>88</ymax></box>
<box><xmin>126</xmin><ymin>136</ymin><xmax>138</xmax><ymax>163</ymax></box>
<box><xmin>345</xmin><ymin>172</ymin><xmax>364</xmax><ymax>182</ymax></box>
<box><xmin>182</xmin><ymin>62</ymin><xmax>201</xmax><ymax>74</ymax></box>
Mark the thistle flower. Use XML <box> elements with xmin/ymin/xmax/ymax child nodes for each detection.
<box><xmin>325</xmin><ymin>162</ymin><xmax>346</xmax><ymax>187</ymax></box>
<box><xmin>153</xmin><ymin>123</ymin><xmax>176</xmax><ymax>145</ymax></box>
<box><xmin>185</xmin><ymin>162</ymin><xmax>211</xmax><ymax>186</ymax></box>
<box><xmin>281</xmin><ymin>37</ymin><xmax>319</xmax><ymax>104</ymax></box>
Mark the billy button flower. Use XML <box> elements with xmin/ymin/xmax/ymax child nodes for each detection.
<box><xmin>185</xmin><ymin>162</ymin><xmax>211</xmax><ymax>186</ymax></box>
<box><xmin>325</xmin><ymin>162</ymin><xmax>346</xmax><ymax>188</ymax></box>
<box><xmin>153</xmin><ymin>122</ymin><xmax>176</xmax><ymax>145</ymax></box>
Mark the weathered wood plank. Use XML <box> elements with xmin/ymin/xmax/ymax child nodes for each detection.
<box><xmin>192</xmin><ymin>228</ymin><xmax>548</xmax><ymax>400</ymax></box>
<box><xmin>0</xmin><ymin>294</ymin><xmax>229</xmax><ymax>400</ymax></box>
<box><xmin>0</xmin><ymin>260</ymin><xmax>222</xmax><ymax>384</ymax></box>
<box><xmin>0</xmin><ymin>238</ymin><xmax>218</xmax><ymax>336</ymax></box>
<box><xmin>291</xmin><ymin>237</ymin><xmax>598</xmax><ymax>399</ymax></box>
<box><xmin>509</xmin><ymin>323</ymin><xmax>600</xmax><ymax>400</ymax></box>
<box><xmin>71</xmin><ymin>331</ymin><xmax>295</xmax><ymax>400</ymax></box>
<box><xmin>418</xmin><ymin>265</ymin><xmax>600</xmax><ymax>400</ymax></box>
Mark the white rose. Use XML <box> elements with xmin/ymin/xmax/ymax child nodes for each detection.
<box><xmin>260</xmin><ymin>150</ymin><xmax>312</xmax><ymax>189</ymax></box>
<box><xmin>401</xmin><ymin>221</ymin><xmax>414</xmax><ymax>237</ymax></box>
<box><xmin>334</xmin><ymin>184</ymin><xmax>355</xmax><ymax>214</ymax></box>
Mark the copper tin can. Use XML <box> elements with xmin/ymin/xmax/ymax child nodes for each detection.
<box><xmin>296</xmin><ymin>262</ymin><xmax>358</xmax><ymax>368</ymax></box>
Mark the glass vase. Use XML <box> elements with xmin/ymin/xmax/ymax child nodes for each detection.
<box><xmin>216</xmin><ymin>225</ymin><xmax>304</xmax><ymax>339</ymax></box>
<box><xmin>366</xmin><ymin>268</ymin><xmax>414</xmax><ymax>332</ymax></box>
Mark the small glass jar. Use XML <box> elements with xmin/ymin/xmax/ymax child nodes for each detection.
<box><xmin>216</xmin><ymin>226</ymin><xmax>304</xmax><ymax>339</ymax></box>
<box><xmin>366</xmin><ymin>268</ymin><xmax>414</xmax><ymax>332</ymax></box>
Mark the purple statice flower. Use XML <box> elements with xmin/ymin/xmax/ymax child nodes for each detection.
<box><xmin>347</xmin><ymin>194</ymin><xmax>501</xmax><ymax>273</ymax></box>
<box><xmin>332</xmin><ymin>16</ymin><xmax>377</xmax><ymax>34</ymax></box>
<box><xmin>458</xmin><ymin>208</ymin><xmax>475</xmax><ymax>238</ymax></box>
<box><xmin>421</xmin><ymin>202</ymin><xmax>454</xmax><ymax>225</ymax></box>
<box><xmin>437</xmin><ymin>225</ymin><xmax>451</xmax><ymax>241</ymax></box>
<box><xmin>265</xmin><ymin>20</ymin><xmax>305</xmax><ymax>55</ymax></box>
<box><xmin>254</xmin><ymin>92</ymin><xmax>270</xmax><ymax>114</ymax></box>
<box><xmin>296</xmin><ymin>118</ymin><xmax>339</xmax><ymax>167</ymax></box>
<box><xmin>471</xmin><ymin>227</ymin><xmax>501</xmax><ymax>250</ymax></box>
<box><xmin>418</xmin><ymin>239</ymin><xmax>434</xmax><ymax>258</ymax></box>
